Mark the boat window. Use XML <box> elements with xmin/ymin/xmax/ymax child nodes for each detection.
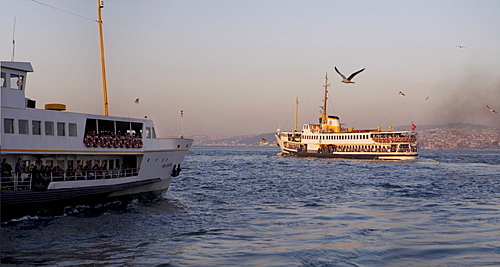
<box><xmin>10</xmin><ymin>73</ymin><xmax>24</xmax><ymax>90</ymax></box>
<box><xmin>57</xmin><ymin>122</ymin><xmax>65</xmax><ymax>136</ymax></box>
<box><xmin>131</xmin><ymin>122</ymin><xmax>143</xmax><ymax>137</ymax></box>
<box><xmin>98</xmin><ymin>119</ymin><xmax>115</xmax><ymax>135</ymax></box>
<box><xmin>151</xmin><ymin>127</ymin><xmax>156</xmax><ymax>138</ymax></box>
<box><xmin>4</xmin><ymin>118</ymin><xmax>14</xmax><ymax>133</ymax></box>
<box><xmin>69</xmin><ymin>123</ymin><xmax>77</xmax><ymax>137</ymax></box>
<box><xmin>146</xmin><ymin>127</ymin><xmax>151</xmax><ymax>138</ymax></box>
<box><xmin>19</xmin><ymin>119</ymin><xmax>29</xmax><ymax>134</ymax></box>
<box><xmin>84</xmin><ymin>119</ymin><xmax>98</xmax><ymax>135</ymax></box>
<box><xmin>32</xmin><ymin>120</ymin><xmax>41</xmax><ymax>135</ymax></box>
<box><xmin>45</xmin><ymin>121</ymin><xmax>54</xmax><ymax>135</ymax></box>
<box><xmin>1</xmin><ymin>72</ymin><xmax>6</xmax><ymax>87</ymax></box>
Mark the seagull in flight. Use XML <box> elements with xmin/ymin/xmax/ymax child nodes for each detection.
<box><xmin>486</xmin><ymin>105</ymin><xmax>497</xmax><ymax>113</ymax></box>
<box><xmin>334</xmin><ymin>66</ymin><xmax>365</xmax><ymax>84</ymax></box>
<box><xmin>456</xmin><ymin>45</ymin><xmax>466</xmax><ymax>48</ymax></box>
<box><xmin>425</xmin><ymin>96</ymin><xmax>429</xmax><ymax>101</ymax></box>
<box><xmin>398</xmin><ymin>91</ymin><xmax>406</xmax><ymax>96</ymax></box>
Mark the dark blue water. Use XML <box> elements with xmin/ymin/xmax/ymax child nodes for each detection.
<box><xmin>2</xmin><ymin>146</ymin><xmax>500</xmax><ymax>266</ymax></box>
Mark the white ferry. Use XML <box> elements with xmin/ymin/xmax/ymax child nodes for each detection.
<box><xmin>0</xmin><ymin>3</ymin><xmax>193</xmax><ymax>220</ymax></box>
<box><xmin>276</xmin><ymin>73</ymin><xmax>418</xmax><ymax>161</ymax></box>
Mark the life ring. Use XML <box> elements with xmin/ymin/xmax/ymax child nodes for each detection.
<box><xmin>105</xmin><ymin>136</ymin><xmax>112</xmax><ymax>148</ymax></box>
<box><xmin>100</xmin><ymin>136</ymin><xmax>108</xmax><ymax>148</ymax></box>
<box><xmin>132</xmin><ymin>138</ymin><xmax>138</xmax><ymax>148</ymax></box>
<box><xmin>111</xmin><ymin>137</ymin><xmax>118</xmax><ymax>148</ymax></box>
<box><xmin>137</xmin><ymin>138</ymin><xmax>143</xmax><ymax>148</ymax></box>
<box><xmin>119</xmin><ymin>136</ymin><xmax>126</xmax><ymax>147</ymax></box>
<box><xmin>84</xmin><ymin>135</ymin><xmax>93</xmax><ymax>147</ymax></box>
<box><xmin>93</xmin><ymin>136</ymin><xmax>100</xmax><ymax>147</ymax></box>
<box><xmin>125</xmin><ymin>137</ymin><xmax>132</xmax><ymax>148</ymax></box>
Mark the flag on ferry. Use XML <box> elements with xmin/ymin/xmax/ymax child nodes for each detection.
<box><xmin>134</xmin><ymin>98</ymin><xmax>139</xmax><ymax>104</ymax></box>
<box><xmin>411</xmin><ymin>123</ymin><xmax>417</xmax><ymax>130</ymax></box>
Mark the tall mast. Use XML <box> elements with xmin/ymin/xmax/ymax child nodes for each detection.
<box><xmin>97</xmin><ymin>0</ymin><xmax>109</xmax><ymax>116</ymax></box>
<box><xmin>321</xmin><ymin>72</ymin><xmax>330</xmax><ymax>124</ymax></box>
<box><xmin>293</xmin><ymin>97</ymin><xmax>299</xmax><ymax>133</ymax></box>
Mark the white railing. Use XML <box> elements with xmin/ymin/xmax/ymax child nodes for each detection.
<box><xmin>0</xmin><ymin>168</ymin><xmax>140</xmax><ymax>191</ymax></box>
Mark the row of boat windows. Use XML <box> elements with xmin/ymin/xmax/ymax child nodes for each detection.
<box><xmin>3</xmin><ymin>118</ymin><xmax>77</xmax><ymax>136</ymax></box>
<box><xmin>3</xmin><ymin>118</ymin><xmax>157</xmax><ymax>139</ymax></box>
<box><xmin>303</xmin><ymin>134</ymin><xmax>371</xmax><ymax>140</ymax></box>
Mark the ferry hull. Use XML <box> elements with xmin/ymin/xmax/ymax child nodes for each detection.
<box><xmin>281</xmin><ymin>149</ymin><xmax>418</xmax><ymax>161</ymax></box>
<box><xmin>1</xmin><ymin>178</ymin><xmax>167</xmax><ymax>221</ymax></box>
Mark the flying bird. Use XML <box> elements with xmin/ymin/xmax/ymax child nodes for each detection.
<box><xmin>334</xmin><ymin>66</ymin><xmax>365</xmax><ymax>84</ymax></box>
<box><xmin>425</xmin><ymin>96</ymin><xmax>429</xmax><ymax>101</ymax></box>
<box><xmin>486</xmin><ymin>105</ymin><xmax>497</xmax><ymax>113</ymax></box>
<box><xmin>456</xmin><ymin>45</ymin><xmax>466</xmax><ymax>48</ymax></box>
<box><xmin>398</xmin><ymin>91</ymin><xmax>406</xmax><ymax>96</ymax></box>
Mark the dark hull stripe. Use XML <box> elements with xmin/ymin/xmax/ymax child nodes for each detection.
<box><xmin>1</xmin><ymin>178</ymin><xmax>162</xmax><ymax>206</ymax></box>
<box><xmin>1</xmin><ymin>178</ymin><xmax>165</xmax><ymax>221</ymax></box>
<box><xmin>289</xmin><ymin>151</ymin><xmax>418</xmax><ymax>160</ymax></box>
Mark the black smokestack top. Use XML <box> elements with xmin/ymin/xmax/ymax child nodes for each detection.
<box><xmin>428</xmin><ymin>66</ymin><xmax>500</xmax><ymax>129</ymax></box>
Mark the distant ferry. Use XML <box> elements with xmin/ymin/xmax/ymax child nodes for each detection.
<box><xmin>0</xmin><ymin>3</ymin><xmax>192</xmax><ymax>220</ymax></box>
<box><xmin>276</xmin><ymin>73</ymin><xmax>418</xmax><ymax>160</ymax></box>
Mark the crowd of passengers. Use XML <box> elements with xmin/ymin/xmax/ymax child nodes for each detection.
<box><xmin>86</xmin><ymin>130</ymin><xmax>142</xmax><ymax>138</ymax></box>
<box><xmin>1</xmin><ymin>158</ymin><xmax>134</xmax><ymax>191</ymax></box>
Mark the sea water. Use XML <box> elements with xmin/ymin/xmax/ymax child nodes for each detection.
<box><xmin>1</xmin><ymin>146</ymin><xmax>499</xmax><ymax>266</ymax></box>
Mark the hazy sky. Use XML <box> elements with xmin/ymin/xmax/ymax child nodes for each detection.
<box><xmin>2</xmin><ymin>0</ymin><xmax>499</xmax><ymax>136</ymax></box>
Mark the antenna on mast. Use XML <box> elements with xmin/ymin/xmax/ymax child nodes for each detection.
<box><xmin>11</xmin><ymin>17</ymin><xmax>16</xmax><ymax>61</ymax></box>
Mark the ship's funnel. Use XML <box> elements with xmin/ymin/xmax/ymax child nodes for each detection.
<box><xmin>326</xmin><ymin>116</ymin><xmax>341</xmax><ymax>133</ymax></box>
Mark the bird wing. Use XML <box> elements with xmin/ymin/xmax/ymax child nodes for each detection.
<box><xmin>347</xmin><ymin>68</ymin><xmax>365</xmax><ymax>80</ymax></box>
<box><xmin>486</xmin><ymin>105</ymin><xmax>497</xmax><ymax>113</ymax></box>
<box><xmin>334</xmin><ymin>66</ymin><xmax>346</xmax><ymax>79</ymax></box>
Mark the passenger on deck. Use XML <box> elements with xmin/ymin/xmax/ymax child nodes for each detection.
<box><xmin>15</xmin><ymin>158</ymin><xmax>23</xmax><ymax>176</ymax></box>
<box><xmin>1</xmin><ymin>158</ymin><xmax>12</xmax><ymax>177</ymax></box>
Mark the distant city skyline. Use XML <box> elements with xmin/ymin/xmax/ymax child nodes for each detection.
<box><xmin>1</xmin><ymin>0</ymin><xmax>499</xmax><ymax>136</ymax></box>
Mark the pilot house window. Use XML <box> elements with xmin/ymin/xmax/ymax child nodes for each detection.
<box><xmin>1</xmin><ymin>72</ymin><xmax>6</xmax><ymax>87</ymax></box>
<box><xmin>10</xmin><ymin>74</ymin><xmax>24</xmax><ymax>90</ymax></box>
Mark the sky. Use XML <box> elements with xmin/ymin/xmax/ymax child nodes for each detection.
<box><xmin>1</xmin><ymin>0</ymin><xmax>499</xmax><ymax>137</ymax></box>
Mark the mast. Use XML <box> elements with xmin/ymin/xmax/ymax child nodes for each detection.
<box><xmin>293</xmin><ymin>97</ymin><xmax>299</xmax><ymax>133</ymax></box>
<box><xmin>97</xmin><ymin>0</ymin><xmax>109</xmax><ymax>116</ymax></box>
<box><xmin>321</xmin><ymin>73</ymin><xmax>330</xmax><ymax>124</ymax></box>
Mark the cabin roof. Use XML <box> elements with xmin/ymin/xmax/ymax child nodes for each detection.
<box><xmin>1</xmin><ymin>61</ymin><xmax>34</xmax><ymax>72</ymax></box>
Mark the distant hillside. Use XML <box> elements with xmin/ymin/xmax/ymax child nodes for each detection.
<box><xmin>196</xmin><ymin>133</ymin><xmax>277</xmax><ymax>146</ymax></box>
<box><xmin>397</xmin><ymin>123</ymin><xmax>497</xmax><ymax>131</ymax></box>
<box><xmin>193</xmin><ymin>123</ymin><xmax>499</xmax><ymax>147</ymax></box>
